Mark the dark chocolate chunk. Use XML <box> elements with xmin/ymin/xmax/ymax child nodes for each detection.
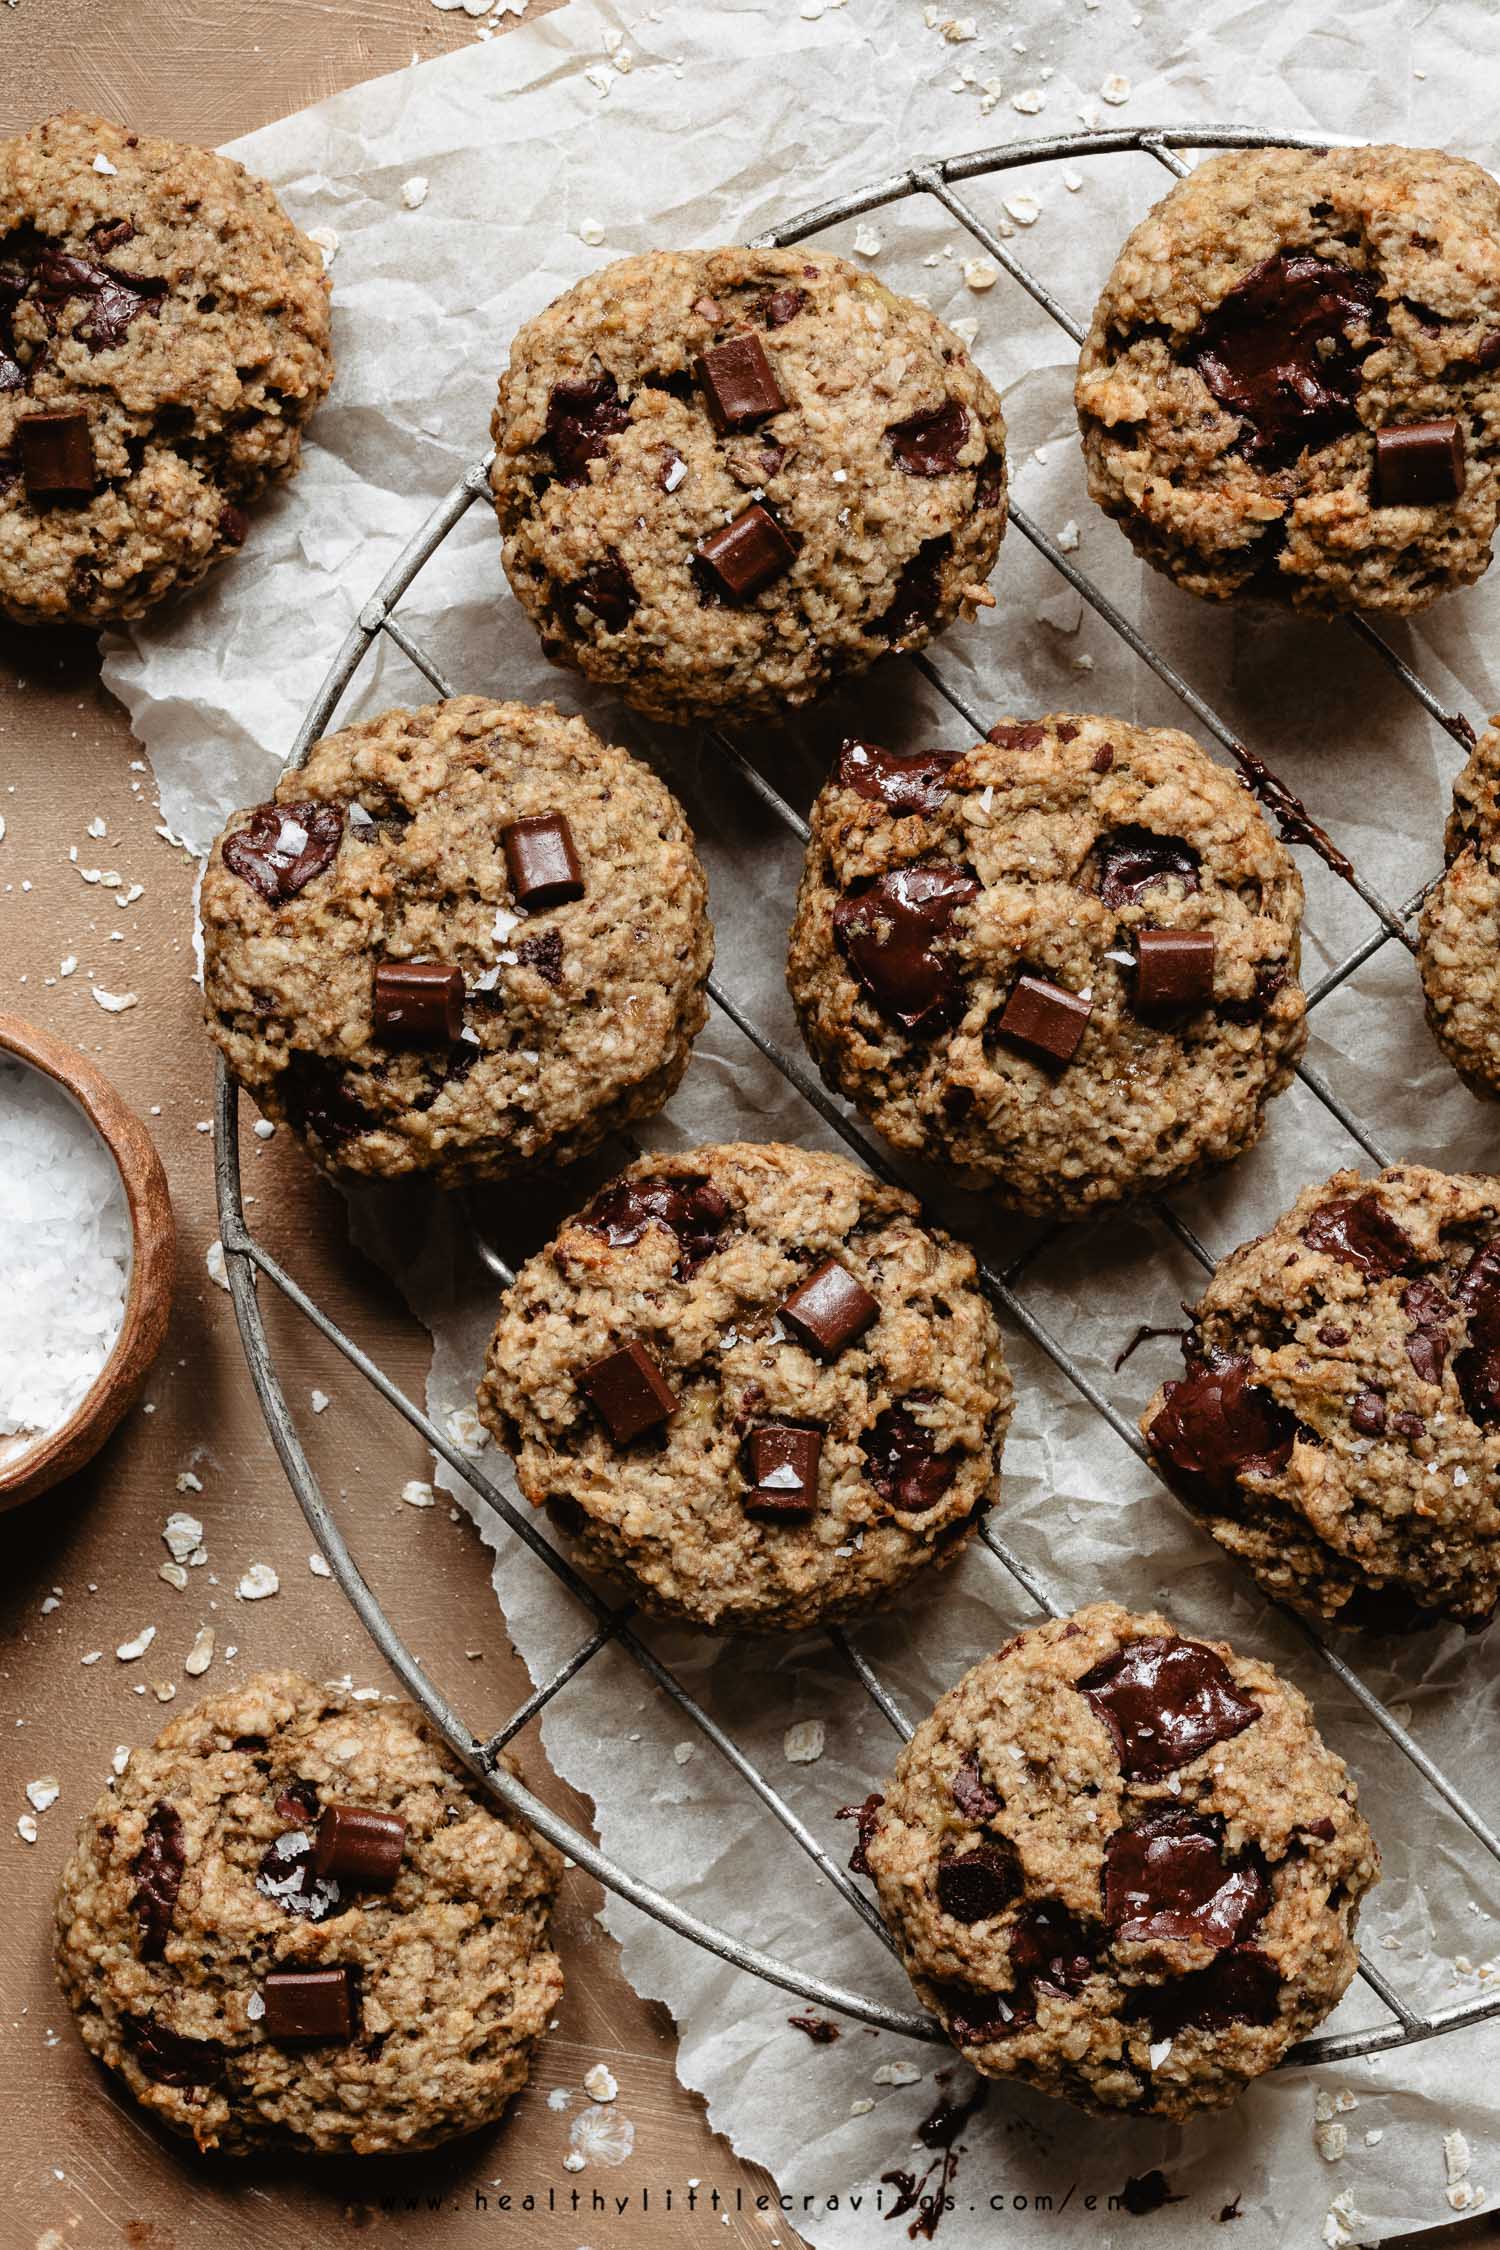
<box><xmin>1193</xmin><ymin>250</ymin><xmax>1384</xmax><ymax>466</ymax></box>
<box><xmin>1129</xmin><ymin>1944</ymin><xmax>1280</xmax><ymax>2040</ymax></box>
<box><xmin>779</xmin><ymin>1258</ymin><xmax>879</xmax><ymax>1359</ymax></box>
<box><xmin>261</xmin><ymin>1965</ymin><xmax>358</xmax><ymax>2045</ymax></box>
<box><xmin>577</xmin><ymin>1340</ymin><xmax>677</xmax><ymax>1442</ymax></box>
<box><xmin>545</xmin><ymin>372</ymin><xmax>629</xmax><ymax>486</ymax></box>
<box><xmin>838</xmin><ymin>736</ymin><xmax>963</xmax><ymax>817</ymax></box>
<box><xmin>312</xmin><ymin>1804</ymin><xmax>406</xmax><ymax>1890</ymax></box>
<box><xmin>833</xmin><ymin>863</ymin><xmax>977</xmax><ymax>1030</ymax></box>
<box><xmin>878</xmin><ymin>535</ymin><xmax>949</xmax><ymax>641</ymax></box>
<box><xmin>1133</xmin><ymin>928</ymin><xmax>1216</xmax><ymax>1017</ymax></box>
<box><xmin>582</xmin><ymin>1173</ymin><xmax>732</xmax><ymax>1276</ymax></box>
<box><xmin>32</xmin><ymin>247</ymin><xmax>164</xmax><ymax>352</ymax></box>
<box><xmin>131</xmin><ymin>1803</ymin><xmax>186</xmax><ymax>1961</ymax></box>
<box><xmin>18</xmin><ymin>409</ymin><xmax>95</xmax><ymax>499</ymax></box>
<box><xmin>1007</xmin><ymin>1898</ymin><xmax>1098</xmax><ymax>1996</ymax></box>
<box><xmin>1219</xmin><ymin>960</ymin><xmax>1289</xmax><ymax>1025</ymax></box>
<box><xmin>1455</xmin><ymin>1241</ymin><xmax>1500</xmax><ymax>1423</ymax></box>
<box><xmin>371</xmin><ymin>961</ymin><xmax>465</xmax><ymax>1047</ymax></box>
<box><xmin>256</xmin><ymin>1829</ymin><xmax>343</xmax><ymax>1923</ymax></box>
<box><xmin>862</xmin><ymin>1403</ymin><xmax>959</xmax><ymax>1512</ymax></box>
<box><xmin>275</xmin><ymin>1779</ymin><xmax>320</xmax><ymax>1825</ymax></box>
<box><xmin>277</xmin><ymin>1051</ymin><xmax>375</xmax><ymax>1151</ymax></box>
<box><xmin>1148</xmin><ymin>1353</ymin><xmax>1296</xmax><ymax>1495</ymax></box>
<box><xmin>1295</xmin><ymin>1815</ymin><xmax>1337</xmax><ymax>1844</ymax></box>
<box><xmin>743</xmin><ymin>1421</ymin><xmax>823</xmax><ymax>1516</ymax></box>
<box><xmin>1402</xmin><ymin>1277</ymin><xmax>1451</xmax><ymax>1385</ymax></box>
<box><xmin>698</xmin><ymin>332</ymin><xmax>785</xmax><ymax>432</ymax></box>
<box><xmin>1302</xmin><ymin>1194</ymin><xmax>1416</xmax><ymax>1280</ymax></box>
<box><xmin>1091</xmin><ymin>743</ymin><xmax>1115</xmax><ymax>774</ymax></box>
<box><xmin>1079</xmin><ymin>1635</ymin><xmax>1261</xmax><ymax>1779</ymax></box>
<box><xmin>887</xmin><ymin>398</ymin><xmax>970</xmax><ymax>476</ymax></box>
<box><xmin>1351</xmin><ymin>1389</ymin><xmax>1387</xmax><ymax>1436</ymax></box>
<box><xmin>502</xmin><ymin>812</ymin><xmax>585</xmax><ymax>909</ymax></box>
<box><xmin>1317</xmin><ymin>1324</ymin><xmax>1349</xmax><ymax>1347</ymax></box>
<box><xmin>836</xmin><ymin>1791</ymin><xmax>883</xmax><ymax>1876</ymax></box>
<box><xmin>994</xmin><ymin>972</ymin><xmax>1092</xmax><ymax>1066</ymax></box>
<box><xmin>569</xmin><ymin>553</ymin><xmax>638</xmax><ymax>631</ymax></box>
<box><xmin>759</xmin><ymin>286</ymin><xmax>808</xmax><ymax>328</ymax></box>
<box><xmin>129</xmin><ymin>2014</ymin><xmax>223</xmax><ymax>2088</ymax></box>
<box><xmin>218</xmin><ymin>500</ymin><xmax>249</xmax><ymax>546</ymax></box>
<box><xmin>1103</xmin><ymin>1809</ymin><xmax>1270</xmax><ymax>1948</ymax></box>
<box><xmin>974</xmin><ymin>453</ymin><xmax>1006</xmax><ymax>509</ymax></box>
<box><xmin>1094</xmin><ymin>827</ymin><xmax>1201</xmax><ymax>908</ymax></box>
<box><xmin>936</xmin><ymin>1981</ymin><xmax>1028</xmax><ymax>2043</ymax></box>
<box><xmin>1373</xmin><ymin>417</ymin><xmax>1465</xmax><ymax>505</ymax></box>
<box><xmin>936</xmin><ymin>1843</ymin><xmax>1019</xmax><ymax>1923</ymax></box>
<box><xmin>986</xmin><ymin>721</ymin><xmax>1046</xmax><ymax>752</ymax></box>
<box><xmin>515</xmin><ymin>928</ymin><xmax>564</xmax><ymax>986</ymax></box>
<box><xmin>89</xmin><ymin>218</ymin><xmax>136</xmax><ymax>254</ymax></box>
<box><xmin>951</xmin><ymin>1752</ymin><xmax>1001</xmax><ymax>1823</ymax></box>
<box><xmin>222</xmin><ymin>798</ymin><xmax>344</xmax><ymax>905</ymax></box>
<box><xmin>694</xmin><ymin>502</ymin><xmax>796</xmax><ymax>599</ymax></box>
<box><xmin>1391</xmin><ymin>1408</ymin><xmax>1426</xmax><ymax>1439</ymax></box>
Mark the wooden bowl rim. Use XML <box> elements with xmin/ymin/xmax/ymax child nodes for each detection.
<box><xmin>0</xmin><ymin>1012</ymin><xmax>176</xmax><ymax>1507</ymax></box>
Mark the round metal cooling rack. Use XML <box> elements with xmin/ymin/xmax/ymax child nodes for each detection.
<box><xmin>217</xmin><ymin>125</ymin><xmax>1500</xmax><ymax>2070</ymax></box>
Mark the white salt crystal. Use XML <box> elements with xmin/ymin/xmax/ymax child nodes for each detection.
<box><xmin>1003</xmin><ymin>192</ymin><xmax>1041</xmax><ymax>226</ymax></box>
<box><xmin>852</xmin><ymin>223</ymin><xmax>883</xmax><ymax>258</ymax></box>
<box><xmin>91</xmin><ymin>988</ymin><xmax>137</xmax><ymax>1013</ymax></box>
<box><xmin>0</xmin><ymin>1055</ymin><xmax>130</xmax><ymax>1445</ymax></box>
<box><xmin>1148</xmin><ymin>2038</ymin><xmax>1172</xmax><ymax>2070</ymax></box>
<box><xmin>17</xmin><ymin>1813</ymin><xmax>37</xmax><ymax>1843</ymax></box>
<box><xmin>92</xmin><ymin>153</ymin><xmax>118</xmax><ymax>176</ymax></box>
<box><xmin>111</xmin><ymin>1745</ymin><xmax>130</xmax><ymax>1776</ymax></box>
<box><xmin>578</xmin><ymin>217</ymin><xmax>606</xmax><ymax>246</ymax></box>
<box><xmin>311</xmin><ymin>1389</ymin><xmax>330</xmax><ymax>1413</ymax></box>
<box><xmin>309</xmin><ymin>1554</ymin><xmax>332</xmax><ymax>1578</ymax></box>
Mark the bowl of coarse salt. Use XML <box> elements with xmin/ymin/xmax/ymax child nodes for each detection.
<box><xmin>0</xmin><ymin>1013</ymin><xmax>175</xmax><ymax>1508</ymax></box>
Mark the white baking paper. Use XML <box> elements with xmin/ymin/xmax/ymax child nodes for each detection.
<box><xmin>101</xmin><ymin>0</ymin><xmax>1500</xmax><ymax>2239</ymax></box>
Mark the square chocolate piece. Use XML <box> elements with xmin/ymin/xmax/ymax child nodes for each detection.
<box><xmin>779</xmin><ymin>1259</ymin><xmax>879</xmax><ymax>1359</ymax></box>
<box><xmin>578</xmin><ymin>1340</ymin><xmax>678</xmax><ymax>1443</ymax></box>
<box><xmin>18</xmin><ymin>411</ymin><xmax>96</xmax><ymax>501</ymax></box>
<box><xmin>694</xmin><ymin>504</ymin><xmax>796</xmax><ymax>600</ymax></box>
<box><xmin>502</xmin><ymin>813</ymin><xmax>585</xmax><ymax>909</ymax></box>
<box><xmin>1133</xmin><ymin>928</ymin><xmax>1216</xmax><ymax>1016</ymax></box>
<box><xmin>743</xmin><ymin>1422</ymin><xmax>823</xmax><ymax>1516</ymax></box>
<box><xmin>261</xmin><ymin>1965</ymin><xmax>358</xmax><ymax>2044</ymax></box>
<box><xmin>1373</xmin><ymin>417</ymin><xmax>1465</xmax><ymax>506</ymax></box>
<box><xmin>697</xmin><ymin>332</ymin><xmax>785</xmax><ymax>433</ymax></box>
<box><xmin>995</xmin><ymin>973</ymin><xmax>1092</xmax><ymax>1066</ymax></box>
<box><xmin>312</xmin><ymin>1804</ymin><xmax>406</xmax><ymax>1890</ymax></box>
<box><xmin>371</xmin><ymin>961</ymin><xmax>465</xmax><ymax>1045</ymax></box>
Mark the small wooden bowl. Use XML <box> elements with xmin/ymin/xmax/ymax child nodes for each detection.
<box><xmin>0</xmin><ymin>1013</ymin><xmax>176</xmax><ymax>1510</ymax></box>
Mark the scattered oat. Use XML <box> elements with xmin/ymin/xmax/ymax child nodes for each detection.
<box><xmin>1003</xmin><ymin>191</ymin><xmax>1041</xmax><ymax>226</ymax></box>
<box><xmin>309</xmin><ymin>1553</ymin><xmax>332</xmax><ymax>1578</ymax></box>
<box><xmin>783</xmin><ymin>1719</ymin><xmax>826</xmax><ymax>1764</ymax></box>
<box><xmin>111</xmin><ymin>1745</ymin><xmax>130</xmax><ymax>1776</ymax></box>
<box><xmin>91</xmin><ymin>987</ymin><xmax>137</xmax><ymax>1014</ymax></box>
<box><xmin>206</xmin><ymin>1239</ymin><xmax>230</xmax><ymax>1291</ymax></box>
<box><xmin>25</xmin><ymin>1776</ymin><xmax>59</xmax><ymax>1813</ymax></box>
<box><xmin>236</xmin><ymin>1563</ymin><xmax>279</xmax><ymax>1602</ymax></box>
<box><xmin>874</xmin><ymin>2060</ymin><xmax>920</xmax><ymax>2086</ymax></box>
<box><xmin>163</xmin><ymin>1511</ymin><xmax>203</xmax><ymax>1563</ymax></box>
<box><xmin>116</xmin><ymin>1625</ymin><xmax>156</xmax><ymax>1662</ymax></box>
<box><xmin>17</xmin><ymin>1813</ymin><xmax>37</xmax><ymax>1844</ymax></box>
<box><xmin>400</xmin><ymin>176</ymin><xmax>429</xmax><ymax>209</ymax></box>
<box><xmin>307</xmin><ymin>224</ymin><xmax>339</xmax><ymax>267</ymax></box>
<box><xmin>1315</xmin><ymin>2120</ymin><xmax>1348</xmax><ymax>2163</ymax></box>
<box><xmin>583</xmin><ymin>2062</ymin><xmax>618</xmax><ymax>2103</ymax></box>
<box><xmin>184</xmin><ymin>1626</ymin><xmax>215</xmax><ymax>1676</ymax></box>
<box><xmin>159</xmin><ymin>1562</ymin><xmax>188</xmax><ymax>1591</ymax></box>
<box><xmin>1011</xmin><ymin>86</ymin><xmax>1044</xmax><ymax>113</ymax></box>
<box><xmin>672</xmin><ymin>1740</ymin><xmax>695</xmax><ymax>1765</ymax></box>
<box><xmin>578</xmin><ymin>217</ymin><xmax>606</xmax><ymax>246</ymax></box>
<box><xmin>1099</xmin><ymin>72</ymin><xmax>1131</xmax><ymax>105</ymax></box>
<box><xmin>1057</xmin><ymin>519</ymin><xmax>1080</xmax><ymax>552</ymax></box>
<box><xmin>401</xmin><ymin>1478</ymin><xmax>435</xmax><ymax>1509</ymax></box>
<box><xmin>961</xmin><ymin>256</ymin><xmax>998</xmax><ymax>292</ymax></box>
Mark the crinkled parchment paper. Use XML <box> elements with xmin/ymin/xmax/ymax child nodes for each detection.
<box><xmin>103</xmin><ymin>0</ymin><xmax>1500</xmax><ymax>2238</ymax></box>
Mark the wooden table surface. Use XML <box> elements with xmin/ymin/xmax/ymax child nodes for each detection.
<box><xmin>0</xmin><ymin>6</ymin><xmax>795</xmax><ymax>2246</ymax></box>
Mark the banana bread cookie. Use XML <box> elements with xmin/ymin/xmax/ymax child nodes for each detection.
<box><xmin>863</xmin><ymin>1603</ymin><xmax>1377</xmax><ymax>2118</ymax></box>
<box><xmin>490</xmin><ymin>246</ymin><xmax>1007</xmax><ymax>723</ymax></box>
<box><xmin>478</xmin><ymin>1140</ymin><xmax>1012</xmax><ymax>1632</ymax></box>
<box><xmin>1420</xmin><ymin>714</ymin><xmax>1500</xmax><ymax>1098</ymax></box>
<box><xmin>54</xmin><ymin>1671</ymin><xmax>563</xmax><ymax>2155</ymax></box>
<box><xmin>786</xmin><ymin>716</ymin><xmax>1307</xmax><ymax>1217</ymax></box>
<box><xmin>1143</xmin><ymin>1164</ymin><xmax>1500</xmax><ymax>1631</ymax></box>
<box><xmin>201</xmin><ymin>696</ymin><xmax>713</xmax><ymax>1184</ymax></box>
<box><xmin>0</xmin><ymin>110</ymin><xmax>332</xmax><ymax>626</ymax></box>
<box><xmin>1076</xmin><ymin>145</ymin><xmax>1500</xmax><ymax>614</ymax></box>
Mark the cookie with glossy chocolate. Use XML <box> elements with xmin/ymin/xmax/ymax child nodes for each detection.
<box><xmin>477</xmin><ymin>1140</ymin><xmax>1012</xmax><ymax>1632</ymax></box>
<box><xmin>786</xmin><ymin>715</ymin><xmax>1306</xmax><ymax>1218</ymax></box>
<box><xmin>864</xmin><ymin>1604</ymin><xmax>1377</xmax><ymax>2118</ymax></box>
<box><xmin>1077</xmin><ymin>145</ymin><xmax>1500</xmax><ymax>614</ymax></box>
<box><xmin>1420</xmin><ymin>714</ymin><xmax>1500</xmax><ymax>1101</ymax></box>
<box><xmin>1143</xmin><ymin>1164</ymin><xmax>1500</xmax><ymax>1631</ymax></box>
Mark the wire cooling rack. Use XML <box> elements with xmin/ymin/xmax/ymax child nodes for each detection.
<box><xmin>215</xmin><ymin>125</ymin><xmax>1500</xmax><ymax>2072</ymax></box>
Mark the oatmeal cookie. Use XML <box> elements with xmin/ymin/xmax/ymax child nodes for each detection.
<box><xmin>1143</xmin><ymin>1164</ymin><xmax>1500</xmax><ymax>1631</ymax></box>
<box><xmin>786</xmin><ymin>716</ymin><xmax>1306</xmax><ymax>1218</ymax></box>
<box><xmin>201</xmin><ymin>696</ymin><xmax>712</xmax><ymax>1184</ymax></box>
<box><xmin>1420</xmin><ymin>714</ymin><xmax>1500</xmax><ymax>1098</ymax></box>
<box><xmin>477</xmin><ymin>1140</ymin><xmax>1012</xmax><ymax>1632</ymax></box>
<box><xmin>0</xmin><ymin>110</ymin><xmax>332</xmax><ymax>627</ymax></box>
<box><xmin>864</xmin><ymin>1603</ymin><xmax>1377</xmax><ymax>2118</ymax></box>
<box><xmin>54</xmin><ymin>1671</ymin><xmax>563</xmax><ymax>2155</ymax></box>
<box><xmin>1076</xmin><ymin>145</ymin><xmax>1500</xmax><ymax>614</ymax></box>
<box><xmin>490</xmin><ymin>246</ymin><xmax>1007</xmax><ymax>723</ymax></box>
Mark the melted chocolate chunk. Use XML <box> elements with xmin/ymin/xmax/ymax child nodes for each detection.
<box><xmin>863</xmin><ymin>1403</ymin><xmax>959</xmax><ymax>1512</ymax></box>
<box><xmin>1455</xmin><ymin>1241</ymin><xmax>1500</xmax><ymax>1423</ymax></box>
<box><xmin>129</xmin><ymin>2015</ymin><xmax>223</xmax><ymax>2088</ymax></box>
<box><xmin>788</xmin><ymin>2012</ymin><xmax>840</xmax><ymax>2042</ymax></box>
<box><xmin>833</xmin><ymin>863</ymin><xmax>978</xmax><ymax>1030</ymax></box>
<box><xmin>1094</xmin><ymin>827</ymin><xmax>1201</xmax><ymax>909</ymax></box>
<box><xmin>569</xmin><ymin>553</ymin><xmax>638</xmax><ymax>632</ymax></box>
<box><xmin>1148</xmin><ymin>1353</ymin><xmax>1296</xmax><ymax>1495</ymax></box>
<box><xmin>218</xmin><ymin>500</ymin><xmax>249</xmax><ymax>546</ymax></box>
<box><xmin>277</xmin><ymin>1051</ymin><xmax>376</xmax><ymax>1150</ymax></box>
<box><xmin>758</xmin><ymin>285</ymin><xmax>808</xmax><ymax>328</ymax></box>
<box><xmin>32</xmin><ymin>245</ymin><xmax>165</xmax><ymax>351</ymax></box>
<box><xmin>950</xmin><ymin>1752</ymin><xmax>1001</xmax><ymax>1823</ymax></box>
<box><xmin>515</xmin><ymin>928</ymin><xmax>564</xmax><ymax>986</ymax></box>
<box><xmin>986</xmin><ymin>721</ymin><xmax>1046</xmax><ymax>752</ymax></box>
<box><xmin>1402</xmin><ymin>1277</ymin><xmax>1451</xmax><ymax>1385</ymax></box>
<box><xmin>1351</xmin><ymin>1389</ymin><xmax>1387</xmax><ymax>1437</ymax></box>
<box><xmin>887</xmin><ymin>398</ymin><xmax>970</xmax><ymax>476</ymax></box>
<box><xmin>222</xmin><ymin>799</ymin><xmax>343</xmax><ymax>905</ymax></box>
<box><xmin>1079</xmin><ymin>1635</ymin><xmax>1261</xmax><ymax>1779</ymax></box>
<box><xmin>275</xmin><ymin>1779</ymin><xmax>320</xmax><ymax>1824</ymax></box>
<box><xmin>1219</xmin><ymin>960</ymin><xmax>1289</xmax><ymax>1026</ymax></box>
<box><xmin>974</xmin><ymin>453</ymin><xmax>1005</xmax><ymax>510</ymax></box>
<box><xmin>545</xmin><ymin>372</ymin><xmax>630</xmax><ymax>486</ymax></box>
<box><xmin>131</xmin><ymin>1803</ymin><xmax>185</xmax><ymax>1961</ymax></box>
<box><xmin>256</xmin><ymin>1829</ymin><xmax>344</xmax><ymax>1922</ymax></box>
<box><xmin>838</xmin><ymin>736</ymin><xmax>963</xmax><ymax>817</ymax></box>
<box><xmin>836</xmin><ymin>1791</ymin><xmax>883</xmax><ymax>1877</ymax></box>
<box><xmin>1129</xmin><ymin>1945</ymin><xmax>1281</xmax><ymax>2040</ymax></box>
<box><xmin>878</xmin><ymin>536</ymin><xmax>950</xmax><ymax>641</ymax></box>
<box><xmin>583</xmin><ymin>1173</ymin><xmax>732</xmax><ymax>1275</ymax></box>
<box><xmin>1103</xmin><ymin>1809</ymin><xmax>1270</xmax><ymax>1948</ymax></box>
<box><xmin>1007</xmin><ymin>1898</ymin><xmax>1098</xmax><ymax>1996</ymax></box>
<box><xmin>1302</xmin><ymin>1194</ymin><xmax>1416</xmax><ymax>1280</ymax></box>
<box><xmin>1193</xmin><ymin>250</ymin><xmax>1384</xmax><ymax>466</ymax></box>
<box><xmin>936</xmin><ymin>1844</ymin><xmax>1019</xmax><ymax>1923</ymax></box>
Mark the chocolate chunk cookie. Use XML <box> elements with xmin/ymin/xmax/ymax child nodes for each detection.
<box><xmin>477</xmin><ymin>1140</ymin><xmax>1012</xmax><ymax>1632</ymax></box>
<box><xmin>1143</xmin><ymin>1164</ymin><xmax>1500</xmax><ymax>1631</ymax></box>
<box><xmin>786</xmin><ymin>716</ymin><xmax>1306</xmax><ymax>1218</ymax></box>
<box><xmin>0</xmin><ymin>111</ymin><xmax>332</xmax><ymax>626</ymax></box>
<box><xmin>864</xmin><ymin>1603</ymin><xmax>1377</xmax><ymax>2118</ymax></box>
<box><xmin>1420</xmin><ymin>714</ymin><xmax>1500</xmax><ymax>1098</ymax></box>
<box><xmin>1076</xmin><ymin>146</ymin><xmax>1500</xmax><ymax>614</ymax></box>
<box><xmin>201</xmin><ymin>696</ymin><xmax>713</xmax><ymax>1184</ymax></box>
<box><xmin>54</xmin><ymin>1671</ymin><xmax>563</xmax><ymax>2155</ymax></box>
<box><xmin>490</xmin><ymin>247</ymin><xmax>1007</xmax><ymax>723</ymax></box>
